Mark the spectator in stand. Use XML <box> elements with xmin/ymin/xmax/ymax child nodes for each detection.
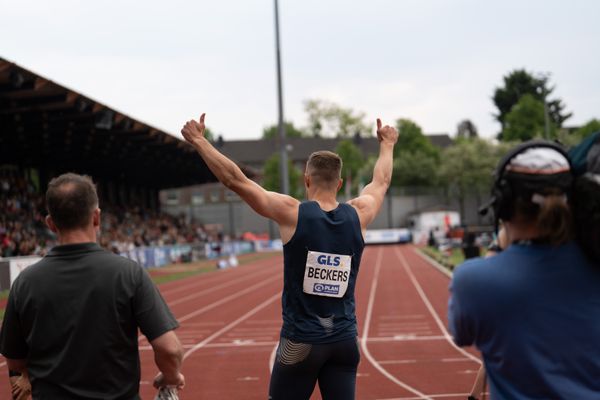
<box><xmin>0</xmin><ymin>169</ymin><xmax>210</xmax><ymax>257</ymax></box>
<box><xmin>0</xmin><ymin>170</ymin><xmax>53</xmax><ymax>258</ymax></box>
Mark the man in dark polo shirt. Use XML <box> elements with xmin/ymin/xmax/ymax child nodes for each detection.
<box><xmin>0</xmin><ymin>173</ymin><xmax>185</xmax><ymax>399</ymax></box>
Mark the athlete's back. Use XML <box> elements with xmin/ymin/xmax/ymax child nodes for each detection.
<box><xmin>281</xmin><ymin>201</ymin><xmax>364</xmax><ymax>344</ymax></box>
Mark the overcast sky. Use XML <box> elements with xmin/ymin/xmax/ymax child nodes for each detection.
<box><xmin>2</xmin><ymin>0</ymin><xmax>599</xmax><ymax>140</ymax></box>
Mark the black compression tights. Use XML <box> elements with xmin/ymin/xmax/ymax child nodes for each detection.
<box><xmin>268</xmin><ymin>337</ymin><xmax>360</xmax><ymax>400</ymax></box>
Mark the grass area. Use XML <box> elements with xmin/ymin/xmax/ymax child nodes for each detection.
<box><xmin>0</xmin><ymin>291</ymin><xmax>7</xmax><ymax>322</ymax></box>
<box><xmin>149</xmin><ymin>251</ymin><xmax>280</xmax><ymax>285</ymax></box>
<box><xmin>420</xmin><ymin>246</ymin><xmax>465</xmax><ymax>272</ymax></box>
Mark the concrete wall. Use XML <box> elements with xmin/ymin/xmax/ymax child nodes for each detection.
<box><xmin>163</xmin><ymin>191</ymin><xmax>494</xmax><ymax>239</ymax></box>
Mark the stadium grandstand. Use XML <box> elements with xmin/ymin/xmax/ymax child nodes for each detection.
<box><xmin>0</xmin><ymin>57</ymin><xmax>257</xmax><ymax>258</ymax></box>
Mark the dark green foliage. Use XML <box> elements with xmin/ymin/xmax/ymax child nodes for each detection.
<box><xmin>262</xmin><ymin>122</ymin><xmax>305</xmax><ymax>139</ymax></box>
<box><xmin>493</xmin><ymin>69</ymin><xmax>571</xmax><ymax>140</ymax></box>
<box><xmin>262</xmin><ymin>153</ymin><xmax>304</xmax><ymax>199</ymax></box>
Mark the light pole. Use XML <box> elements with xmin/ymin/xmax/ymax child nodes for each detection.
<box><xmin>274</xmin><ymin>0</ymin><xmax>289</xmax><ymax>195</ymax></box>
<box><xmin>539</xmin><ymin>72</ymin><xmax>551</xmax><ymax>139</ymax></box>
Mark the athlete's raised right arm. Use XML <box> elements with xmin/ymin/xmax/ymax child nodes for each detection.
<box><xmin>181</xmin><ymin>114</ymin><xmax>299</xmax><ymax>235</ymax></box>
<box><xmin>347</xmin><ymin>118</ymin><xmax>398</xmax><ymax>232</ymax></box>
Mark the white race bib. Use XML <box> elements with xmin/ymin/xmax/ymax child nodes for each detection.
<box><xmin>303</xmin><ymin>250</ymin><xmax>352</xmax><ymax>298</ymax></box>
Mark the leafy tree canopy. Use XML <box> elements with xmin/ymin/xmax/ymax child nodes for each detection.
<box><xmin>493</xmin><ymin>69</ymin><xmax>571</xmax><ymax>138</ymax></box>
<box><xmin>392</xmin><ymin>151</ymin><xmax>438</xmax><ymax>187</ymax></box>
<box><xmin>395</xmin><ymin>118</ymin><xmax>439</xmax><ymax>160</ymax></box>
<box><xmin>262</xmin><ymin>122</ymin><xmax>305</xmax><ymax>139</ymax></box>
<box><xmin>502</xmin><ymin>94</ymin><xmax>555</xmax><ymax>141</ymax></box>
<box><xmin>335</xmin><ymin>139</ymin><xmax>364</xmax><ymax>195</ymax></box>
<box><xmin>304</xmin><ymin>99</ymin><xmax>370</xmax><ymax>138</ymax></box>
<box><xmin>262</xmin><ymin>153</ymin><xmax>303</xmax><ymax>199</ymax></box>
<box><xmin>438</xmin><ymin>138</ymin><xmax>514</xmax><ymax>219</ymax></box>
<box><xmin>456</xmin><ymin>119</ymin><xmax>478</xmax><ymax>139</ymax></box>
<box><xmin>575</xmin><ymin>119</ymin><xmax>600</xmax><ymax>139</ymax></box>
<box><xmin>204</xmin><ymin>127</ymin><xmax>215</xmax><ymax>142</ymax></box>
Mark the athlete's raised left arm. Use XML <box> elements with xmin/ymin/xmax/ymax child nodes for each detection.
<box><xmin>347</xmin><ymin>118</ymin><xmax>398</xmax><ymax>232</ymax></box>
<box><xmin>181</xmin><ymin>114</ymin><xmax>299</xmax><ymax>240</ymax></box>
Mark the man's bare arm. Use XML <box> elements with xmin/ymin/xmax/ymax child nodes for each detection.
<box><xmin>348</xmin><ymin>118</ymin><xmax>398</xmax><ymax>231</ymax></box>
<box><xmin>150</xmin><ymin>330</ymin><xmax>185</xmax><ymax>389</ymax></box>
<box><xmin>181</xmin><ymin>114</ymin><xmax>299</xmax><ymax>236</ymax></box>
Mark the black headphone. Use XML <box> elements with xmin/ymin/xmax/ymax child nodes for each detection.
<box><xmin>479</xmin><ymin>140</ymin><xmax>573</xmax><ymax>224</ymax></box>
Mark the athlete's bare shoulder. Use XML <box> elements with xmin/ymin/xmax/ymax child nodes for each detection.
<box><xmin>277</xmin><ymin>197</ymin><xmax>301</xmax><ymax>244</ymax></box>
<box><xmin>346</xmin><ymin>195</ymin><xmax>374</xmax><ymax>233</ymax></box>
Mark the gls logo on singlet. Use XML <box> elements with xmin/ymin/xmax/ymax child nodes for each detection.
<box><xmin>303</xmin><ymin>250</ymin><xmax>352</xmax><ymax>298</ymax></box>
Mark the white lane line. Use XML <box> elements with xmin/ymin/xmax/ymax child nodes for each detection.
<box><xmin>178</xmin><ymin>275</ymin><xmax>281</xmax><ymax>323</ymax></box>
<box><xmin>179</xmin><ymin>321</ymin><xmax>225</xmax><ymax>327</ymax></box>
<box><xmin>377</xmin><ymin>393</ymin><xmax>471</xmax><ymax>400</ymax></box>
<box><xmin>183</xmin><ymin>292</ymin><xmax>281</xmax><ymax>359</ymax></box>
<box><xmin>369</xmin><ymin>335</ymin><xmax>446</xmax><ymax>342</ymax></box>
<box><xmin>158</xmin><ymin>268</ymin><xmax>238</xmax><ymax>296</ymax></box>
<box><xmin>361</xmin><ymin>247</ymin><xmax>432</xmax><ymax>400</ymax></box>
<box><xmin>168</xmin><ymin>267</ymin><xmax>274</xmax><ymax>306</ymax></box>
<box><xmin>226</xmin><ymin>327</ymin><xmax>279</xmax><ymax>332</ymax></box>
<box><xmin>441</xmin><ymin>357</ymin><xmax>471</xmax><ymax>363</ymax></box>
<box><xmin>268</xmin><ymin>341</ymin><xmax>278</xmax><ymax>373</ymax></box>
<box><xmin>378</xmin><ymin>357</ymin><xmax>471</xmax><ymax>365</ymax></box>
<box><xmin>247</xmin><ymin>319</ymin><xmax>280</xmax><ymax>324</ymax></box>
<box><xmin>395</xmin><ymin>247</ymin><xmax>481</xmax><ymax>365</ymax></box>
<box><xmin>138</xmin><ymin>274</ymin><xmax>281</xmax><ymax>342</ymax></box>
<box><xmin>159</xmin><ymin>258</ymin><xmax>280</xmax><ymax>296</ymax></box>
<box><xmin>380</xmin><ymin>315</ymin><xmax>425</xmax><ymax>320</ymax></box>
<box><xmin>413</xmin><ymin>250</ymin><xmax>452</xmax><ymax>278</ymax></box>
<box><xmin>140</xmin><ymin>340</ymin><xmax>279</xmax><ymax>350</ymax></box>
<box><xmin>379</xmin><ymin>360</ymin><xmax>418</xmax><ymax>365</ymax></box>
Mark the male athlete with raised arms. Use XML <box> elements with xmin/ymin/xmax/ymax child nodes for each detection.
<box><xmin>181</xmin><ymin>114</ymin><xmax>397</xmax><ymax>400</ymax></box>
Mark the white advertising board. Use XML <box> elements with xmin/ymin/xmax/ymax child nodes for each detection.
<box><xmin>9</xmin><ymin>256</ymin><xmax>42</xmax><ymax>286</ymax></box>
<box><xmin>364</xmin><ymin>229</ymin><xmax>412</xmax><ymax>245</ymax></box>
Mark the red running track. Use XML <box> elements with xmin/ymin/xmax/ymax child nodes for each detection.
<box><xmin>0</xmin><ymin>245</ymin><xmax>482</xmax><ymax>399</ymax></box>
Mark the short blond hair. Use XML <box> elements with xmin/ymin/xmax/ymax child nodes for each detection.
<box><xmin>306</xmin><ymin>151</ymin><xmax>342</xmax><ymax>188</ymax></box>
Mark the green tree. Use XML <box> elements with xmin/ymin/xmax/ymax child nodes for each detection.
<box><xmin>502</xmin><ymin>94</ymin><xmax>555</xmax><ymax>141</ymax></box>
<box><xmin>493</xmin><ymin>69</ymin><xmax>571</xmax><ymax>138</ymax></box>
<box><xmin>304</xmin><ymin>99</ymin><xmax>370</xmax><ymax>138</ymax></box>
<box><xmin>357</xmin><ymin>155</ymin><xmax>377</xmax><ymax>190</ymax></box>
<box><xmin>262</xmin><ymin>122</ymin><xmax>305</xmax><ymax>139</ymax></box>
<box><xmin>335</xmin><ymin>139</ymin><xmax>364</xmax><ymax>196</ymax></box>
<box><xmin>262</xmin><ymin>153</ymin><xmax>303</xmax><ymax>199</ymax></box>
<box><xmin>204</xmin><ymin>127</ymin><xmax>215</xmax><ymax>142</ymax></box>
<box><xmin>438</xmin><ymin>139</ymin><xmax>512</xmax><ymax>218</ymax></box>
<box><xmin>395</xmin><ymin>118</ymin><xmax>440</xmax><ymax>159</ymax></box>
<box><xmin>456</xmin><ymin>119</ymin><xmax>478</xmax><ymax>139</ymax></box>
<box><xmin>575</xmin><ymin>119</ymin><xmax>600</xmax><ymax>139</ymax></box>
<box><xmin>392</xmin><ymin>151</ymin><xmax>438</xmax><ymax>187</ymax></box>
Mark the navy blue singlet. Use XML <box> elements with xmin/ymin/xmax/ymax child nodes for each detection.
<box><xmin>280</xmin><ymin>201</ymin><xmax>365</xmax><ymax>344</ymax></box>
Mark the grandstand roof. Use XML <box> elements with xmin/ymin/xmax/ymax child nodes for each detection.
<box><xmin>0</xmin><ymin>57</ymin><xmax>219</xmax><ymax>189</ymax></box>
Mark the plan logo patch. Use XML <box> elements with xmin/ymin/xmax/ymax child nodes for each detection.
<box><xmin>313</xmin><ymin>283</ymin><xmax>340</xmax><ymax>295</ymax></box>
